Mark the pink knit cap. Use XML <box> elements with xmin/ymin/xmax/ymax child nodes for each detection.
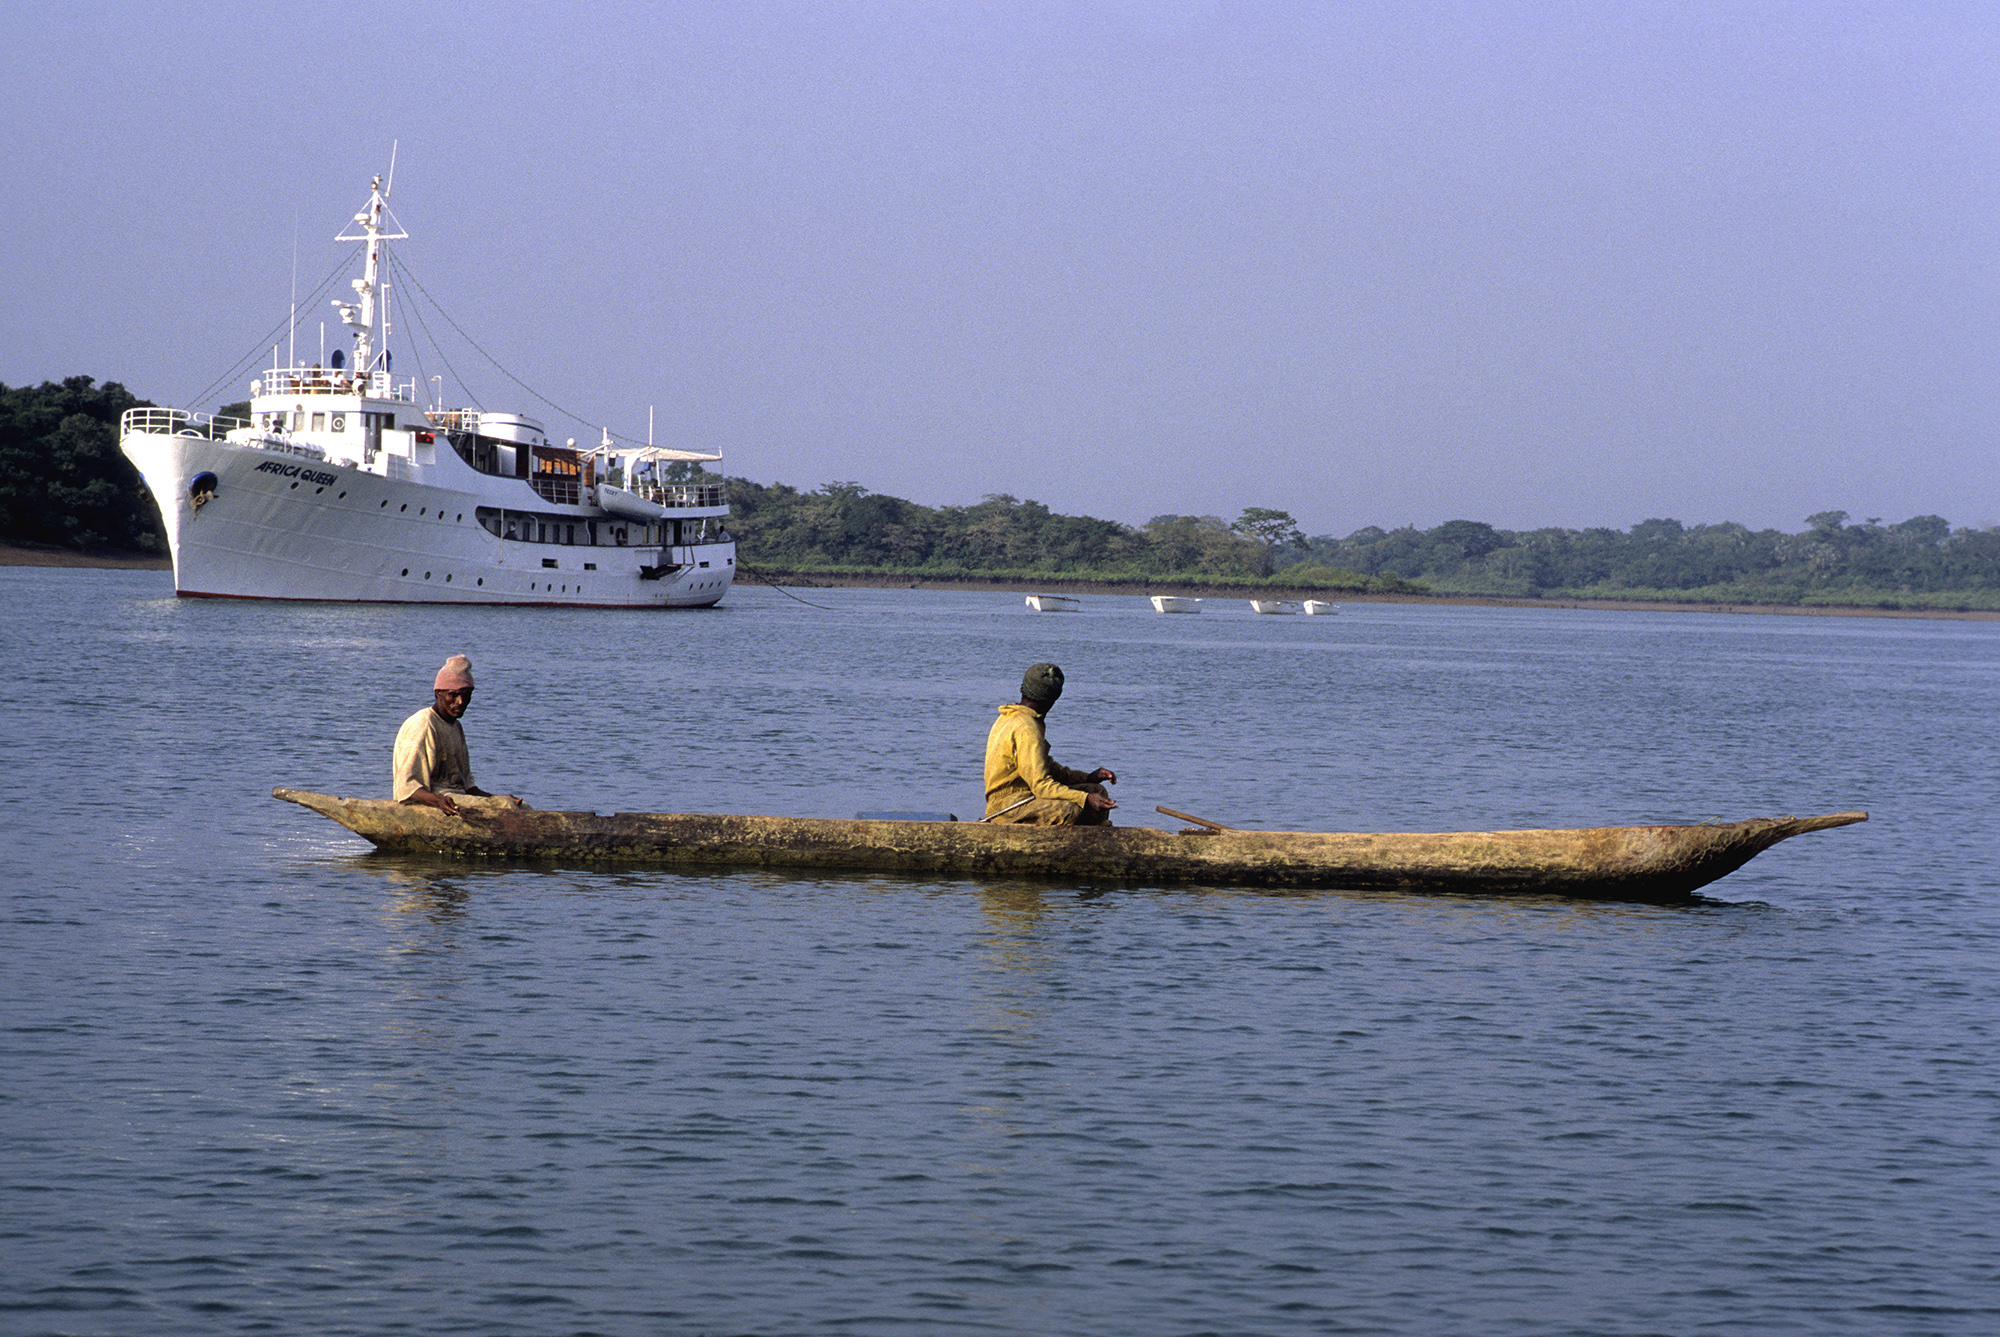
<box><xmin>434</xmin><ymin>655</ymin><xmax>475</xmax><ymax>690</ymax></box>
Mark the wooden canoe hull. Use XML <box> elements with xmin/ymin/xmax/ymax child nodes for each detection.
<box><xmin>273</xmin><ymin>789</ymin><xmax>1866</xmax><ymax>901</ymax></box>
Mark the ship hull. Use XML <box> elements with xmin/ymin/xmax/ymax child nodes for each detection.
<box><xmin>123</xmin><ymin>431</ymin><xmax>735</xmax><ymax>607</ymax></box>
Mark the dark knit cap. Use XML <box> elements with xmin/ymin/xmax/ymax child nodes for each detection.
<box><xmin>1022</xmin><ymin>662</ymin><xmax>1065</xmax><ymax>704</ymax></box>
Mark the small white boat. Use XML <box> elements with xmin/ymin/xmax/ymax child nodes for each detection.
<box><xmin>1025</xmin><ymin>594</ymin><xmax>1081</xmax><ymax>612</ymax></box>
<box><xmin>1150</xmin><ymin>595</ymin><xmax>1203</xmax><ymax>614</ymax></box>
<box><xmin>1303</xmin><ymin>600</ymin><xmax>1338</xmax><ymax>615</ymax></box>
<box><xmin>1250</xmin><ymin>599</ymin><xmax>1301</xmax><ymax>615</ymax></box>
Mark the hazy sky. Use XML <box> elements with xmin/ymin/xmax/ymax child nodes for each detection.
<box><xmin>6</xmin><ymin>1</ymin><xmax>1995</xmax><ymax>536</ymax></box>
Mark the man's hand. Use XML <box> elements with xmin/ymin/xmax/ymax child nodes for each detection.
<box><xmin>403</xmin><ymin>788</ymin><xmax>460</xmax><ymax>816</ymax></box>
<box><xmin>1087</xmin><ymin>767</ymin><xmax>1118</xmax><ymax>785</ymax></box>
<box><xmin>1085</xmin><ymin>790</ymin><xmax>1118</xmax><ymax>813</ymax></box>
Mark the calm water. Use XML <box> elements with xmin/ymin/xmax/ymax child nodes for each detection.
<box><xmin>3</xmin><ymin>568</ymin><xmax>1997</xmax><ymax>1336</ymax></box>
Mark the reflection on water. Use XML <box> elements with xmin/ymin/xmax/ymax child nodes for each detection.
<box><xmin>969</xmin><ymin>884</ymin><xmax>1062</xmax><ymax>1038</ymax></box>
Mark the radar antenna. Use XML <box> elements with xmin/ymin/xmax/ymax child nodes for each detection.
<box><xmin>331</xmin><ymin>165</ymin><xmax>409</xmax><ymax>380</ymax></box>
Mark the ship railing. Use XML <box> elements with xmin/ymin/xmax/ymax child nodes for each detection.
<box><xmin>530</xmin><ymin>476</ymin><xmax>583</xmax><ymax>506</ymax></box>
<box><xmin>122</xmin><ymin>407</ymin><xmax>252</xmax><ymax>439</ymax></box>
<box><xmin>628</xmin><ymin>481</ymin><xmax>728</xmax><ymax>509</ymax></box>
<box><xmin>252</xmin><ymin>367</ymin><xmax>418</xmax><ymax>403</ymax></box>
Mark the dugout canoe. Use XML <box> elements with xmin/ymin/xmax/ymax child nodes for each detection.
<box><xmin>273</xmin><ymin>788</ymin><xmax>1866</xmax><ymax>901</ymax></box>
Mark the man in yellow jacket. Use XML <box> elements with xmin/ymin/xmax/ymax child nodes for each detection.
<box><xmin>983</xmin><ymin>662</ymin><xmax>1118</xmax><ymax>824</ymax></box>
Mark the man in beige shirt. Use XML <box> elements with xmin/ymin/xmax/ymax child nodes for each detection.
<box><xmin>392</xmin><ymin>654</ymin><xmax>520</xmax><ymax>815</ymax></box>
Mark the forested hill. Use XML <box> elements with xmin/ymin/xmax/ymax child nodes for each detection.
<box><xmin>5</xmin><ymin>376</ymin><xmax>1997</xmax><ymax>610</ymax></box>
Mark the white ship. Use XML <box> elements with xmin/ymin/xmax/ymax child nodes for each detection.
<box><xmin>120</xmin><ymin>172</ymin><xmax>735</xmax><ymax>607</ymax></box>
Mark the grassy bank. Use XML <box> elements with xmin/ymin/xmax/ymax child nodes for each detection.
<box><xmin>1</xmin><ymin>542</ymin><xmax>169</xmax><ymax>570</ymax></box>
<box><xmin>739</xmin><ymin>563</ymin><xmax>2000</xmax><ymax>620</ymax></box>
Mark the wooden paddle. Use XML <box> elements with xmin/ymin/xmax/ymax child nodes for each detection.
<box><xmin>1157</xmin><ymin>805</ymin><xmax>1234</xmax><ymax>832</ymax></box>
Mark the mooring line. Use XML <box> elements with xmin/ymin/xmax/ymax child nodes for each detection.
<box><xmin>733</xmin><ymin>561</ymin><xmax>848</xmax><ymax>611</ymax></box>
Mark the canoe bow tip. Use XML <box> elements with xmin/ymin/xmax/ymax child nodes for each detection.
<box><xmin>1791</xmin><ymin>810</ymin><xmax>1868</xmax><ymax>833</ymax></box>
<box><xmin>273</xmin><ymin>787</ymin><xmax>342</xmax><ymax>815</ymax></box>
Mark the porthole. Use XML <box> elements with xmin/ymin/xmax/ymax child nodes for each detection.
<box><xmin>379</xmin><ymin>500</ymin><xmax>387</xmax><ymax>508</ymax></box>
<box><xmin>476</xmin><ymin>578</ymin><xmax>483</xmax><ymax>586</ymax></box>
<box><xmin>445</xmin><ymin>574</ymin><xmax>453</xmax><ymax>582</ymax></box>
<box><xmin>400</xmin><ymin>504</ymin><xmax>408</xmax><ymax>512</ymax></box>
<box><xmin>424</xmin><ymin>572</ymin><xmax>432</xmax><ymax>580</ymax></box>
<box><xmin>456</xmin><ymin>513</ymin><xmax>463</xmax><ymax>521</ymax></box>
<box><xmin>401</xmin><ymin>568</ymin><xmax>409</xmax><ymax>577</ymax></box>
<box><xmin>314</xmin><ymin>486</ymin><xmax>324</xmax><ymax>493</ymax></box>
<box><xmin>420</xmin><ymin>508</ymin><xmax>427</xmax><ymax>516</ymax></box>
<box><xmin>290</xmin><ymin>481</ymin><xmax>299</xmax><ymax>489</ymax></box>
<box><xmin>338</xmin><ymin>491</ymin><xmax>346</xmax><ymax>499</ymax></box>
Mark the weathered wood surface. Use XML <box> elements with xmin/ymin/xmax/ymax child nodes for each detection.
<box><xmin>274</xmin><ymin>789</ymin><xmax>1866</xmax><ymax>900</ymax></box>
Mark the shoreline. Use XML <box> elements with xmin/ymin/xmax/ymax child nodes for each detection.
<box><xmin>1</xmin><ymin>543</ymin><xmax>170</xmax><ymax>570</ymax></box>
<box><xmin>9</xmin><ymin>544</ymin><xmax>1995</xmax><ymax>620</ymax></box>
<box><xmin>740</xmin><ymin>568</ymin><xmax>2000</xmax><ymax>621</ymax></box>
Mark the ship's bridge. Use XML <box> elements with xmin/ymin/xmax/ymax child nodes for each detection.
<box><xmin>252</xmin><ymin>366</ymin><xmax>418</xmax><ymax>404</ymax></box>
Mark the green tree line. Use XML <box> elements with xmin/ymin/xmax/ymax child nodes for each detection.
<box><xmin>1284</xmin><ymin>513</ymin><xmax>2000</xmax><ymax>609</ymax></box>
<box><xmin>722</xmin><ymin>476</ymin><xmax>1313</xmax><ymax>584</ymax></box>
<box><xmin>9</xmin><ymin>375</ymin><xmax>2000</xmax><ymax>608</ymax></box>
<box><xmin>1</xmin><ymin>377</ymin><xmax>161</xmax><ymax>553</ymax></box>
<box><xmin>724</xmin><ymin>476</ymin><xmax>2000</xmax><ymax>608</ymax></box>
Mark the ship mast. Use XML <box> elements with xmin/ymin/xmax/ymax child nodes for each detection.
<box><xmin>332</xmin><ymin>173</ymin><xmax>408</xmax><ymax>380</ymax></box>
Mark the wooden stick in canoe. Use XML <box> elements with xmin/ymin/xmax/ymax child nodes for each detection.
<box><xmin>1158</xmin><ymin>805</ymin><xmax>1235</xmax><ymax>831</ymax></box>
<box><xmin>977</xmin><ymin>795</ymin><xmax>1037</xmax><ymax>823</ymax></box>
